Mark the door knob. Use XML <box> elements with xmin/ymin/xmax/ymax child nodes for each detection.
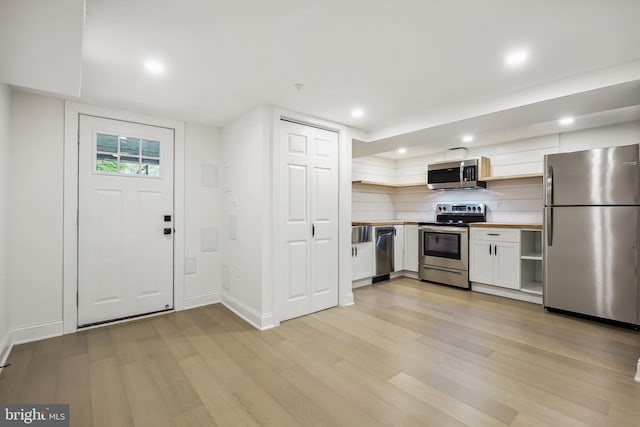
<box><xmin>164</xmin><ymin>228</ymin><xmax>172</xmax><ymax>235</ymax></box>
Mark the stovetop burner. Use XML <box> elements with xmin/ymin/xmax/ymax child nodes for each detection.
<box><xmin>419</xmin><ymin>202</ymin><xmax>486</xmax><ymax>226</ymax></box>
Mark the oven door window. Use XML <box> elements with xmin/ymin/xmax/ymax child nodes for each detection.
<box><xmin>423</xmin><ymin>232</ymin><xmax>461</xmax><ymax>260</ymax></box>
<box><xmin>428</xmin><ymin>167</ymin><xmax>460</xmax><ymax>184</ymax></box>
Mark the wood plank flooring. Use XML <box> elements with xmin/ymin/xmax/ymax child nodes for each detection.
<box><xmin>1</xmin><ymin>277</ymin><xmax>639</xmax><ymax>426</ymax></box>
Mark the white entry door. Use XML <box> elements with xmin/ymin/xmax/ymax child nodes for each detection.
<box><xmin>280</xmin><ymin>120</ymin><xmax>339</xmax><ymax>321</ymax></box>
<box><xmin>78</xmin><ymin>115</ymin><xmax>174</xmax><ymax>326</ymax></box>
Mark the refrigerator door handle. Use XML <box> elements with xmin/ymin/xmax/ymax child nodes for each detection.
<box><xmin>546</xmin><ymin>207</ymin><xmax>553</xmax><ymax>246</ymax></box>
<box><xmin>546</xmin><ymin>165</ymin><xmax>554</xmax><ymax>205</ymax></box>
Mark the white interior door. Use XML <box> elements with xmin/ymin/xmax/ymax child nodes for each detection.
<box><xmin>280</xmin><ymin>120</ymin><xmax>339</xmax><ymax>321</ymax></box>
<box><xmin>78</xmin><ymin>115</ymin><xmax>174</xmax><ymax>326</ymax></box>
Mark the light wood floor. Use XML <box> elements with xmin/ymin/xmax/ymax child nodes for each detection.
<box><xmin>1</xmin><ymin>278</ymin><xmax>639</xmax><ymax>426</ymax></box>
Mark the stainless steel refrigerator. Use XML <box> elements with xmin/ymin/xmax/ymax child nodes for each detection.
<box><xmin>543</xmin><ymin>143</ymin><xmax>640</xmax><ymax>326</ymax></box>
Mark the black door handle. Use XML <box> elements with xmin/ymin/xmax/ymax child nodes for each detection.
<box><xmin>489</xmin><ymin>244</ymin><xmax>492</xmax><ymax>256</ymax></box>
<box><xmin>164</xmin><ymin>228</ymin><xmax>172</xmax><ymax>235</ymax></box>
<box><xmin>312</xmin><ymin>224</ymin><xmax>315</xmax><ymax>237</ymax></box>
<box><xmin>494</xmin><ymin>244</ymin><xmax>497</xmax><ymax>256</ymax></box>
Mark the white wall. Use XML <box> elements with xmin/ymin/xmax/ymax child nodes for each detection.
<box><xmin>7</xmin><ymin>90</ymin><xmax>223</xmax><ymax>342</ymax></box>
<box><xmin>559</xmin><ymin>120</ymin><xmax>640</xmax><ymax>152</ymax></box>
<box><xmin>353</xmin><ymin>122</ymin><xmax>640</xmax><ymax>223</ymax></box>
<box><xmin>352</xmin><ymin>184</ymin><xmax>395</xmax><ymax>221</ymax></box>
<box><xmin>0</xmin><ymin>84</ymin><xmax>11</xmax><ymax>362</ymax></box>
<box><xmin>221</xmin><ymin>106</ymin><xmax>273</xmax><ymax>326</ymax></box>
<box><xmin>184</xmin><ymin>123</ymin><xmax>223</xmax><ymax>308</ymax></box>
<box><xmin>9</xmin><ymin>91</ymin><xmax>64</xmax><ymax>332</ymax></box>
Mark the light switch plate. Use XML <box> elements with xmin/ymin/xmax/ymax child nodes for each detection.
<box><xmin>184</xmin><ymin>257</ymin><xmax>197</xmax><ymax>274</ymax></box>
<box><xmin>201</xmin><ymin>228</ymin><xmax>219</xmax><ymax>252</ymax></box>
<box><xmin>202</xmin><ymin>164</ymin><xmax>218</xmax><ymax>187</ymax></box>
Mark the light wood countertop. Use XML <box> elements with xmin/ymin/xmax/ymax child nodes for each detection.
<box><xmin>469</xmin><ymin>223</ymin><xmax>543</xmax><ymax>229</ymax></box>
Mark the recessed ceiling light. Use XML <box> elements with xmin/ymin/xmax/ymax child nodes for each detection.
<box><xmin>559</xmin><ymin>117</ymin><xmax>574</xmax><ymax>126</ymax></box>
<box><xmin>505</xmin><ymin>49</ymin><xmax>528</xmax><ymax>67</ymax></box>
<box><xmin>144</xmin><ymin>59</ymin><xmax>165</xmax><ymax>75</ymax></box>
<box><xmin>351</xmin><ymin>108</ymin><xmax>364</xmax><ymax>118</ymax></box>
<box><xmin>462</xmin><ymin>135</ymin><xmax>474</xmax><ymax>143</ymax></box>
<box><xmin>398</xmin><ymin>148</ymin><xmax>407</xmax><ymax>154</ymax></box>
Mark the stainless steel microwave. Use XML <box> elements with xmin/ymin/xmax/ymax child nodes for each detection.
<box><xmin>427</xmin><ymin>158</ymin><xmax>487</xmax><ymax>190</ymax></box>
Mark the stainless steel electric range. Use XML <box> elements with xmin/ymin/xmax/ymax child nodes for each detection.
<box><xmin>418</xmin><ymin>203</ymin><xmax>486</xmax><ymax>289</ymax></box>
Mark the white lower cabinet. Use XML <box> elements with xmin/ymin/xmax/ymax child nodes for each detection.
<box><xmin>404</xmin><ymin>224</ymin><xmax>419</xmax><ymax>272</ymax></box>
<box><xmin>469</xmin><ymin>228</ymin><xmax>520</xmax><ymax>290</ymax></box>
<box><xmin>352</xmin><ymin>242</ymin><xmax>374</xmax><ymax>280</ymax></box>
<box><xmin>393</xmin><ymin>225</ymin><xmax>404</xmax><ymax>271</ymax></box>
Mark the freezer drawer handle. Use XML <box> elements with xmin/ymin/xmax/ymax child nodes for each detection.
<box><xmin>487</xmin><ymin>233</ymin><xmax>500</xmax><ymax>236</ymax></box>
<box><xmin>546</xmin><ymin>207</ymin><xmax>553</xmax><ymax>247</ymax></box>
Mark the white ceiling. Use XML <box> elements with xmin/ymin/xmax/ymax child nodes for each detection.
<box><xmin>359</xmin><ymin>81</ymin><xmax>640</xmax><ymax>159</ymax></box>
<box><xmin>77</xmin><ymin>0</ymin><xmax>640</xmax><ymax>134</ymax></box>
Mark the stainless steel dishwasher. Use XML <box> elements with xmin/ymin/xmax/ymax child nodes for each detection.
<box><xmin>375</xmin><ymin>227</ymin><xmax>394</xmax><ymax>280</ymax></box>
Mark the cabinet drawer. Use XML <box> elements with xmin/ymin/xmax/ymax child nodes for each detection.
<box><xmin>470</xmin><ymin>228</ymin><xmax>520</xmax><ymax>243</ymax></box>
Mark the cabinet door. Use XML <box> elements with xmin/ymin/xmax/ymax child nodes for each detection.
<box><xmin>469</xmin><ymin>239</ymin><xmax>493</xmax><ymax>284</ymax></box>
<box><xmin>493</xmin><ymin>241</ymin><xmax>520</xmax><ymax>289</ymax></box>
<box><xmin>393</xmin><ymin>225</ymin><xmax>404</xmax><ymax>271</ymax></box>
<box><xmin>353</xmin><ymin>242</ymin><xmax>374</xmax><ymax>280</ymax></box>
<box><xmin>404</xmin><ymin>225</ymin><xmax>419</xmax><ymax>272</ymax></box>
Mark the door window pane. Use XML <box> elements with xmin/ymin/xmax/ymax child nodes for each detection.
<box><xmin>120</xmin><ymin>137</ymin><xmax>140</xmax><ymax>156</ymax></box>
<box><xmin>96</xmin><ymin>153</ymin><xmax>118</xmax><ymax>172</ymax></box>
<box><xmin>140</xmin><ymin>158</ymin><xmax>160</xmax><ymax>176</ymax></box>
<box><xmin>97</xmin><ymin>134</ymin><xmax>118</xmax><ymax>153</ymax></box>
<box><xmin>120</xmin><ymin>156</ymin><xmax>140</xmax><ymax>175</ymax></box>
<box><xmin>142</xmin><ymin>140</ymin><xmax>160</xmax><ymax>157</ymax></box>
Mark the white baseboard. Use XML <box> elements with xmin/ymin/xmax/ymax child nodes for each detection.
<box><xmin>352</xmin><ymin>277</ymin><xmax>372</xmax><ymax>289</ymax></box>
<box><xmin>471</xmin><ymin>283</ymin><xmax>543</xmax><ymax>304</ymax></box>
<box><xmin>0</xmin><ymin>329</ymin><xmax>12</xmax><ymax>374</ymax></box>
<box><xmin>635</xmin><ymin>358</ymin><xmax>640</xmax><ymax>383</ymax></box>
<box><xmin>341</xmin><ymin>291</ymin><xmax>355</xmax><ymax>306</ymax></box>
<box><xmin>11</xmin><ymin>320</ymin><xmax>64</xmax><ymax>346</ymax></box>
<box><xmin>391</xmin><ymin>270</ymin><xmax>419</xmax><ymax>280</ymax></box>
<box><xmin>183</xmin><ymin>292</ymin><xmax>221</xmax><ymax>310</ymax></box>
<box><xmin>221</xmin><ymin>292</ymin><xmax>276</xmax><ymax>331</ymax></box>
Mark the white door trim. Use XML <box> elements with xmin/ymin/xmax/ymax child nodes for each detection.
<box><xmin>270</xmin><ymin>107</ymin><xmax>353</xmax><ymax>326</ymax></box>
<box><xmin>63</xmin><ymin>101</ymin><xmax>185</xmax><ymax>334</ymax></box>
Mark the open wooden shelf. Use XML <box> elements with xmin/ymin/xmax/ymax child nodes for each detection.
<box><xmin>352</xmin><ymin>172</ymin><xmax>543</xmax><ymax>188</ymax></box>
<box><xmin>352</xmin><ymin>180</ymin><xmax>427</xmax><ymax>188</ymax></box>
<box><xmin>479</xmin><ymin>173</ymin><xmax>543</xmax><ymax>182</ymax></box>
<box><xmin>521</xmin><ymin>281</ymin><xmax>543</xmax><ymax>295</ymax></box>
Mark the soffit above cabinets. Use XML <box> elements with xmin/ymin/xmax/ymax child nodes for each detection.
<box><xmin>0</xmin><ymin>0</ymin><xmax>85</xmax><ymax>97</ymax></box>
<box><xmin>354</xmin><ymin>80</ymin><xmax>640</xmax><ymax>159</ymax></box>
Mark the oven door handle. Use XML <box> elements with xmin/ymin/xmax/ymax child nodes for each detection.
<box><xmin>419</xmin><ymin>226</ymin><xmax>467</xmax><ymax>234</ymax></box>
